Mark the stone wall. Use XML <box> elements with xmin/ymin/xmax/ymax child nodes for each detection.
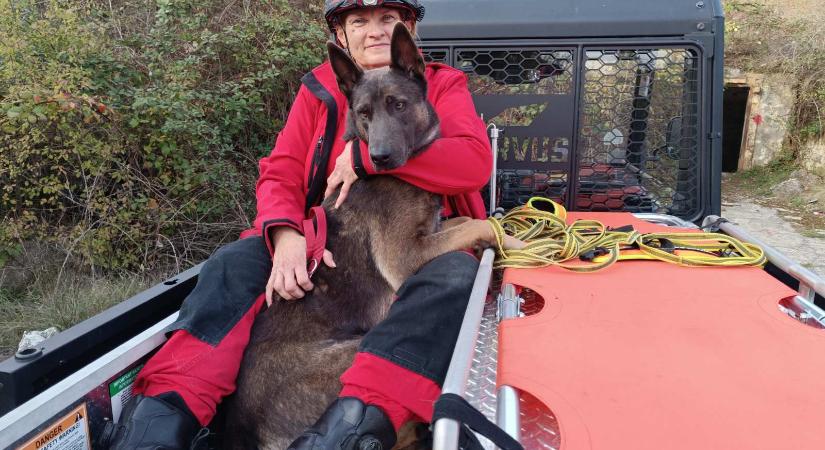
<box><xmin>801</xmin><ymin>138</ymin><xmax>825</xmax><ymax>178</ymax></box>
<box><xmin>726</xmin><ymin>69</ymin><xmax>795</xmax><ymax>170</ymax></box>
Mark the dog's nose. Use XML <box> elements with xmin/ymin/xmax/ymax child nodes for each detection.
<box><xmin>370</xmin><ymin>152</ymin><xmax>391</xmax><ymax>166</ymax></box>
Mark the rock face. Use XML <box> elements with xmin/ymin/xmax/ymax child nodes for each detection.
<box><xmin>770</xmin><ymin>170</ymin><xmax>823</xmax><ymax>199</ymax></box>
<box><xmin>749</xmin><ymin>76</ymin><xmax>794</xmax><ymax>167</ymax></box>
<box><xmin>788</xmin><ymin>169</ymin><xmax>822</xmax><ymax>188</ymax></box>
<box><xmin>771</xmin><ymin>178</ymin><xmax>803</xmax><ymax>198</ymax></box>
<box><xmin>801</xmin><ymin>138</ymin><xmax>825</xmax><ymax>178</ymax></box>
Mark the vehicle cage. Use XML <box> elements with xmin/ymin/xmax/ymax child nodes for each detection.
<box><xmin>418</xmin><ymin>0</ymin><xmax>724</xmax><ymax>222</ymax></box>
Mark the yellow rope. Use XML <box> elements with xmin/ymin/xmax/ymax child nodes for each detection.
<box><xmin>488</xmin><ymin>197</ymin><xmax>766</xmax><ymax>271</ymax></box>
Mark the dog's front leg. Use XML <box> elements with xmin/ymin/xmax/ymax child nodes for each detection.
<box><xmin>440</xmin><ymin>216</ymin><xmax>472</xmax><ymax>230</ymax></box>
<box><xmin>372</xmin><ymin>220</ymin><xmax>524</xmax><ymax>290</ymax></box>
<box><xmin>417</xmin><ymin>219</ymin><xmax>525</xmax><ymax>261</ymax></box>
<box><xmin>368</xmin><ymin>219</ymin><xmax>492</xmax><ymax>290</ymax></box>
<box><xmin>417</xmin><ymin>219</ymin><xmax>500</xmax><ymax>261</ymax></box>
<box><xmin>394</xmin><ymin>220</ymin><xmax>502</xmax><ymax>284</ymax></box>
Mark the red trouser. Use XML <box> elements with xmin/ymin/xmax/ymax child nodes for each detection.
<box><xmin>133</xmin><ymin>294</ymin><xmax>441</xmax><ymax>429</ymax></box>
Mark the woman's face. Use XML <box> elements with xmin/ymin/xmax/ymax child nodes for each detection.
<box><xmin>335</xmin><ymin>7</ymin><xmax>414</xmax><ymax>70</ymax></box>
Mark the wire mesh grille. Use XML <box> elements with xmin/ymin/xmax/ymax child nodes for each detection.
<box><xmin>453</xmin><ymin>47</ymin><xmax>576</xmax><ymax>212</ymax></box>
<box><xmin>421</xmin><ymin>45</ymin><xmax>703</xmax><ymax>219</ymax></box>
<box><xmin>577</xmin><ymin>48</ymin><xmax>701</xmax><ymax>216</ymax></box>
<box><xmin>422</xmin><ymin>48</ymin><xmax>449</xmax><ymax>64</ymax></box>
<box><xmin>456</xmin><ymin>49</ymin><xmax>575</xmax><ymax>96</ymax></box>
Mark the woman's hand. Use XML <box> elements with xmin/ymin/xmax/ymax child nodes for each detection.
<box><xmin>503</xmin><ymin>234</ymin><xmax>527</xmax><ymax>250</ymax></box>
<box><xmin>266</xmin><ymin>228</ymin><xmax>335</xmax><ymax>305</ymax></box>
<box><xmin>324</xmin><ymin>140</ymin><xmax>359</xmax><ymax>208</ymax></box>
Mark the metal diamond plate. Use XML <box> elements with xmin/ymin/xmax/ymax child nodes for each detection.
<box><xmin>520</xmin><ymin>392</ymin><xmax>562</xmax><ymax>450</ymax></box>
<box><xmin>464</xmin><ymin>297</ymin><xmax>500</xmax><ymax>450</ymax></box>
<box><xmin>462</xmin><ymin>282</ymin><xmax>560</xmax><ymax>450</ymax></box>
<box><xmin>520</xmin><ymin>288</ymin><xmax>545</xmax><ymax>317</ymax></box>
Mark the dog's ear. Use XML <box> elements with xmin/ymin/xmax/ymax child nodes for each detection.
<box><xmin>327</xmin><ymin>41</ymin><xmax>363</xmax><ymax>98</ymax></box>
<box><xmin>390</xmin><ymin>22</ymin><xmax>425</xmax><ymax>82</ymax></box>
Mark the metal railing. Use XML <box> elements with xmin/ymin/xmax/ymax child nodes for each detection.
<box><xmin>703</xmin><ymin>215</ymin><xmax>825</xmax><ymax>325</ymax></box>
<box><xmin>433</xmin><ymin>249</ymin><xmax>497</xmax><ymax>449</ymax></box>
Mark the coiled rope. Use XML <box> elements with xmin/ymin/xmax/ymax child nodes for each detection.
<box><xmin>487</xmin><ymin>197</ymin><xmax>766</xmax><ymax>272</ymax></box>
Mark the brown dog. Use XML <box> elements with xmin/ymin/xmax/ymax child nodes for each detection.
<box><xmin>224</xmin><ymin>23</ymin><xmax>516</xmax><ymax>449</ymax></box>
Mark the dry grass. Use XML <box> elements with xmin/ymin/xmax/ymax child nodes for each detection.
<box><xmin>0</xmin><ymin>269</ymin><xmax>162</xmax><ymax>359</ymax></box>
<box><xmin>759</xmin><ymin>0</ymin><xmax>825</xmax><ymax>25</ymax></box>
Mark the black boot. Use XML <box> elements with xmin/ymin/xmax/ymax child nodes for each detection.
<box><xmin>98</xmin><ymin>393</ymin><xmax>207</xmax><ymax>450</ymax></box>
<box><xmin>287</xmin><ymin>397</ymin><xmax>397</xmax><ymax>450</ymax></box>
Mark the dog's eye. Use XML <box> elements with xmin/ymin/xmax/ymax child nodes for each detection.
<box><xmin>394</xmin><ymin>101</ymin><xmax>406</xmax><ymax>112</ymax></box>
<box><xmin>358</xmin><ymin>108</ymin><xmax>370</xmax><ymax>119</ymax></box>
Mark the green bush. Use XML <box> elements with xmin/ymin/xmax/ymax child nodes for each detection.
<box><xmin>0</xmin><ymin>0</ymin><xmax>326</xmax><ymax>270</ymax></box>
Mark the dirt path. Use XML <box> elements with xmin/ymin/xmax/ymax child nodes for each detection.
<box><xmin>721</xmin><ymin>199</ymin><xmax>825</xmax><ymax>278</ymax></box>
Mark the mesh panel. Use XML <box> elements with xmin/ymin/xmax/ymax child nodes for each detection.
<box><xmin>422</xmin><ymin>45</ymin><xmax>703</xmax><ymax>219</ymax></box>
<box><xmin>456</xmin><ymin>49</ymin><xmax>574</xmax><ymax>95</ymax></box>
<box><xmin>576</xmin><ymin>49</ymin><xmax>700</xmax><ymax>216</ymax></box>
<box><xmin>454</xmin><ymin>48</ymin><xmax>577</xmax><ymax>211</ymax></box>
<box><xmin>422</xmin><ymin>48</ymin><xmax>449</xmax><ymax>64</ymax></box>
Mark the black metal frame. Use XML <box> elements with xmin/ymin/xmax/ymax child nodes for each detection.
<box><xmin>423</xmin><ymin>37</ymin><xmax>719</xmax><ymax>222</ymax></box>
<box><xmin>418</xmin><ymin>0</ymin><xmax>725</xmax><ymax>221</ymax></box>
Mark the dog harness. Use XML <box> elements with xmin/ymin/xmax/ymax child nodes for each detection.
<box><xmin>303</xmin><ymin>206</ymin><xmax>328</xmax><ymax>278</ymax></box>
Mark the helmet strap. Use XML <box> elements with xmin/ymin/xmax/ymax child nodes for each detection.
<box><xmin>331</xmin><ymin>16</ymin><xmax>355</xmax><ymax>61</ymax></box>
<box><xmin>340</xmin><ymin>23</ymin><xmax>354</xmax><ymax>61</ymax></box>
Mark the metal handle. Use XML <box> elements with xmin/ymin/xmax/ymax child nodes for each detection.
<box><xmin>488</xmin><ymin>123</ymin><xmax>500</xmax><ymax>216</ymax></box>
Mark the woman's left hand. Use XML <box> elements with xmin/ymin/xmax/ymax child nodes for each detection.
<box><xmin>324</xmin><ymin>140</ymin><xmax>359</xmax><ymax>208</ymax></box>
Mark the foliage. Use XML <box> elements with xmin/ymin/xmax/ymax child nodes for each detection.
<box><xmin>726</xmin><ymin>150</ymin><xmax>797</xmax><ymax>197</ymax></box>
<box><xmin>0</xmin><ymin>0</ymin><xmax>326</xmax><ymax>271</ymax></box>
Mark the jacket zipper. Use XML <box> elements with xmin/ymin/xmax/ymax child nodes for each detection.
<box><xmin>310</xmin><ymin>136</ymin><xmax>324</xmax><ymax>181</ymax></box>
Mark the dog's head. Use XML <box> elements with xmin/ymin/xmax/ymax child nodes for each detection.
<box><xmin>327</xmin><ymin>23</ymin><xmax>440</xmax><ymax>171</ymax></box>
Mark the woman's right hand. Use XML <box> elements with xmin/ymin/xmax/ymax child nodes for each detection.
<box><xmin>266</xmin><ymin>228</ymin><xmax>335</xmax><ymax>305</ymax></box>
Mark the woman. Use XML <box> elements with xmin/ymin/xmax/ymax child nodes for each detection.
<box><xmin>103</xmin><ymin>1</ymin><xmax>492</xmax><ymax>449</ymax></box>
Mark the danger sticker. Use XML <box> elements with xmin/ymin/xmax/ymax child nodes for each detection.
<box><xmin>16</xmin><ymin>403</ymin><xmax>91</xmax><ymax>450</ymax></box>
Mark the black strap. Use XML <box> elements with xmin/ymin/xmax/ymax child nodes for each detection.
<box><xmin>432</xmin><ymin>393</ymin><xmax>524</xmax><ymax>450</ymax></box>
<box><xmin>351</xmin><ymin>139</ymin><xmax>369</xmax><ymax>179</ymax></box>
<box><xmin>608</xmin><ymin>224</ymin><xmax>636</xmax><ymax>233</ymax></box>
<box><xmin>301</xmin><ymin>71</ymin><xmax>339</xmax><ymax>214</ymax></box>
<box><xmin>700</xmin><ymin>216</ymin><xmax>729</xmax><ymax>231</ymax></box>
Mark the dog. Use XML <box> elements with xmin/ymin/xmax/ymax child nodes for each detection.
<box><xmin>223</xmin><ymin>23</ymin><xmax>518</xmax><ymax>449</ymax></box>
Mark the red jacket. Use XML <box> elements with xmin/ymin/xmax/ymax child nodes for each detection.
<box><xmin>241</xmin><ymin>61</ymin><xmax>493</xmax><ymax>254</ymax></box>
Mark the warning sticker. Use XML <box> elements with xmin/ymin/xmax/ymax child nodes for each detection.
<box><xmin>16</xmin><ymin>403</ymin><xmax>91</xmax><ymax>450</ymax></box>
<box><xmin>109</xmin><ymin>363</ymin><xmax>143</xmax><ymax>423</ymax></box>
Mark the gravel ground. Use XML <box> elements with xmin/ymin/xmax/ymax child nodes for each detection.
<box><xmin>721</xmin><ymin>199</ymin><xmax>825</xmax><ymax>278</ymax></box>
